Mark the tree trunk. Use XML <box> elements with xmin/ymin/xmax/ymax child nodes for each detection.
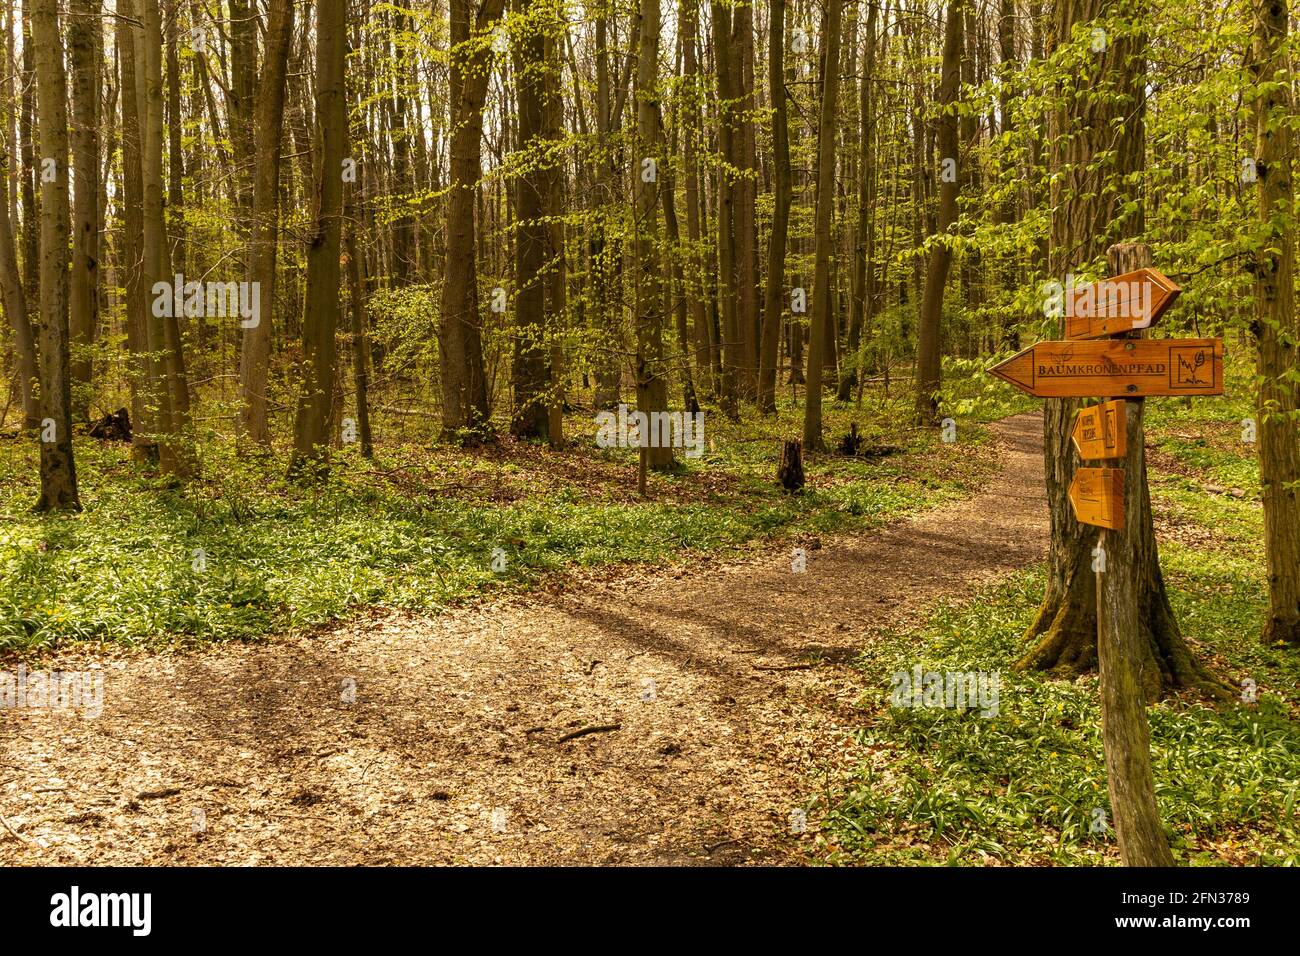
<box><xmin>0</xmin><ymin>149</ymin><xmax>36</xmax><ymax>428</ymax></box>
<box><xmin>711</xmin><ymin>1</ymin><xmax>739</xmax><ymax>417</ymax></box>
<box><xmin>731</xmin><ymin>4</ymin><xmax>758</xmax><ymax>401</ymax></box>
<box><xmin>591</xmin><ymin>11</ymin><xmax>621</xmax><ymax>410</ymax></box>
<box><xmin>759</xmin><ymin>0</ymin><xmax>791</xmax><ymax>414</ymax></box>
<box><xmin>1249</xmin><ymin>0</ymin><xmax>1300</xmax><ymax>646</ymax></box>
<box><xmin>510</xmin><ymin>0</ymin><xmax>550</xmax><ymax>440</ymax></box>
<box><xmin>140</xmin><ymin>0</ymin><xmax>190</xmax><ymax>476</ymax></box>
<box><xmin>344</xmin><ymin>206</ymin><xmax>374</xmax><ymax>459</ymax></box>
<box><xmin>289</xmin><ymin>0</ymin><xmax>348</xmax><ymax>476</ymax></box>
<box><xmin>681</xmin><ymin>0</ymin><xmax>712</xmax><ymax>401</ymax></box>
<box><xmin>238</xmin><ymin>0</ymin><xmax>294</xmax><ymax>450</ymax></box>
<box><xmin>30</xmin><ymin>0</ymin><xmax>80</xmax><ymax>511</ymax></box>
<box><xmin>543</xmin><ymin>17</ymin><xmax>567</xmax><ymax>447</ymax></box>
<box><xmin>116</xmin><ymin>0</ymin><xmax>153</xmax><ymax>464</ymax></box>
<box><xmin>67</xmin><ymin>0</ymin><xmax>98</xmax><ymax>421</ymax></box>
<box><xmin>439</xmin><ymin>0</ymin><xmax>505</xmax><ymax>441</ymax></box>
<box><xmin>801</xmin><ymin>0</ymin><xmax>842</xmax><ymax>452</ymax></box>
<box><xmin>636</xmin><ymin>0</ymin><xmax>672</xmax><ymax>470</ymax></box>
<box><xmin>839</xmin><ymin>0</ymin><xmax>878</xmax><ymax>403</ymax></box>
<box><xmin>914</xmin><ymin>0</ymin><xmax>962</xmax><ymax>426</ymax></box>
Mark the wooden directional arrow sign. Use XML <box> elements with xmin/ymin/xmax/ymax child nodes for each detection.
<box><xmin>1070</xmin><ymin>467</ymin><xmax>1125</xmax><ymax>531</ymax></box>
<box><xmin>1064</xmin><ymin>268</ymin><xmax>1181</xmax><ymax>340</ymax></box>
<box><xmin>987</xmin><ymin>338</ymin><xmax>1222</xmax><ymax>398</ymax></box>
<box><xmin>1072</xmin><ymin>399</ymin><xmax>1127</xmax><ymax>460</ymax></box>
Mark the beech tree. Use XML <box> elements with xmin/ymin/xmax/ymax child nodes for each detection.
<box><xmin>439</xmin><ymin>0</ymin><xmax>506</xmax><ymax>441</ymax></box>
<box><xmin>1248</xmin><ymin>0</ymin><xmax>1300</xmax><ymax>646</ymax></box>
<box><xmin>30</xmin><ymin>0</ymin><xmax>79</xmax><ymax>510</ymax></box>
<box><xmin>802</xmin><ymin>0</ymin><xmax>842</xmax><ymax>452</ymax></box>
<box><xmin>239</xmin><ymin>0</ymin><xmax>295</xmax><ymax>450</ymax></box>
<box><xmin>290</xmin><ymin>0</ymin><xmax>348</xmax><ymax>476</ymax></box>
<box><xmin>913</xmin><ymin>0</ymin><xmax>961</xmax><ymax>425</ymax></box>
<box><xmin>1018</xmin><ymin>0</ymin><xmax>1220</xmax><ymax>698</ymax></box>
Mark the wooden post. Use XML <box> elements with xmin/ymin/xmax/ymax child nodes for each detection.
<box><xmin>1098</xmin><ymin>243</ymin><xmax>1174</xmax><ymax>866</ymax></box>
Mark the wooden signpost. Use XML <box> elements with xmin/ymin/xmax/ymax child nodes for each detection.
<box><xmin>988</xmin><ymin>254</ymin><xmax>1222</xmax><ymax>867</ymax></box>
<box><xmin>1072</xmin><ymin>399</ymin><xmax>1127</xmax><ymax>460</ymax></box>
<box><xmin>1068</xmin><ymin>466</ymin><xmax>1125</xmax><ymax>531</ymax></box>
<box><xmin>986</xmin><ymin>338</ymin><xmax>1223</xmax><ymax>399</ymax></box>
<box><xmin>1063</xmin><ymin>267</ymin><xmax>1182</xmax><ymax>340</ymax></box>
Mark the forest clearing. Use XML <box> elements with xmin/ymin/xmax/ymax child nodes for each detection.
<box><xmin>0</xmin><ymin>0</ymin><xmax>1298</xmax><ymax>929</ymax></box>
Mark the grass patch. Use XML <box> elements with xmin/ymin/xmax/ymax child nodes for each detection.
<box><xmin>816</xmin><ymin>567</ymin><xmax>1300</xmax><ymax>866</ymax></box>
<box><xmin>0</xmin><ymin>384</ymin><xmax>998</xmax><ymax>653</ymax></box>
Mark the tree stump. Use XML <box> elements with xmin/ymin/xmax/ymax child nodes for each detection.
<box><xmin>777</xmin><ymin>439</ymin><xmax>805</xmax><ymax>493</ymax></box>
<box><xmin>88</xmin><ymin>407</ymin><xmax>132</xmax><ymax>442</ymax></box>
<box><xmin>837</xmin><ymin>423</ymin><xmax>863</xmax><ymax>456</ymax></box>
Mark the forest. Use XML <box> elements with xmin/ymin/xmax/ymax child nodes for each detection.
<box><xmin>0</xmin><ymin>0</ymin><xmax>1298</xmax><ymax>872</ymax></box>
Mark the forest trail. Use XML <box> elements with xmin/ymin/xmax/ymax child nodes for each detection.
<box><xmin>1</xmin><ymin>414</ymin><xmax>1047</xmax><ymax>866</ymax></box>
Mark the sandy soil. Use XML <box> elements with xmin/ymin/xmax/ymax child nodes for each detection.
<box><xmin>0</xmin><ymin>414</ymin><xmax>1046</xmax><ymax>866</ymax></box>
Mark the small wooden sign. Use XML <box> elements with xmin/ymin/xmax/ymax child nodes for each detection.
<box><xmin>1069</xmin><ymin>467</ymin><xmax>1125</xmax><ymax>531</ymax></box>
<box><xmin>1064</xmin><ymin>268</ymin><xmax>1181</xmax><ymax>340</ymax></box>
<box><xmin>1072</xmin><ymin>399</ymin><xmax>1127</xmax><ymax>461</ymax></box>
<box><xmin>986</xmin><ymin>338</ymin><xmax>1222</xmax><ymax>398</ymax></box>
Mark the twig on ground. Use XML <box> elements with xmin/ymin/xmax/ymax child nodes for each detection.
<box><xmin>0</xmin><ymin>809</ymin><xmax>31</xmax><ymax>844</ymax></box>
<box><xmin>137</xmin><ymin>787</ymin><xmax>182</xmax><ymax>800</ymax></box>
<box><xmin>555</xmin><ymin>723</ymin><xmax>622</xmax><ymax>744</ymax></box>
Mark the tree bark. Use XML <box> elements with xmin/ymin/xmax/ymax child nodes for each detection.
<box><xmin>345</xmin><ymin>196</ymin><xmax>374</xmax><ymax>460</ymax></box>
<box><xmin>711</xmin><ymin>1</ymin><xmax>739</xmax><ymax>417</ymax></box>
<box><xmin>636</xmin><ymin>0</ymin><xmax>672</xmax><ymax>469</ymax></box>
<box><xmin>759</xmin><ymin>0</ymin><xmax>791</xmax><ymax>413</ymax></box>
<box><xmin>238</xmin><ymin>0</ymin><xmax>295</xmax><ymax>450</ymax></box>
<box><xmin>1249</xmin><ymin>0</ymin><xmax>1300</xmax><ymax>646</ymax></box>
<box><xmin>914</xmin><ymin>0</ymin><xmax>962</xmax><ymax>425</ymax></box>
<box><xmin>0</xmin><ymin>149</ymin><xmax>36</xmax><ymax>428</ymax></box>
<box><xmin>141</xmin><ymin>0</ymin><xmax>192</xmax><ymax>476</ymax></box>
<box><xmin>289</xmin><ymin>0</ymin><xmax>348</xmax><ymax>475</ymax></box>
<box><xmin>67</xmin><ymin>0</ymin><xmax>98</xmax><ymax>421</ymax></box>
<box><xmin>116</xmin><ymin>0</ymin><xmax>153</xmax><ymax>464</ymax></box>
<box><xmin>731</xmin><ymin>4</ymin><xmax>758</xmax><ymax>401</ymax></box>
<box><xmin>681</xmin><ymin>0</ymin><xmax>712</xmax><ymax>401</ymax></box>
<box><xmin>839</xmin><ymin>0</ymin><xmax>878</xmax><ymax>403</ymax></box>
<box><xmin>510</xmin><ymin>0</ymin><xmax>551</xmax><ymax>440</ymax></box>
<box><xmin>801</xmin><ymin>0</ymin><xmax>842</xmax><ymax>452</ymax></box>
<box><xmin>30</xmin><ymin>0</ymin><xmax>80</xmax><ymax>511</ymax></box>
<box><xmin>439</xmin><ymin>0</ymin><xmax>505</xmax><ymax>440</ymax></box>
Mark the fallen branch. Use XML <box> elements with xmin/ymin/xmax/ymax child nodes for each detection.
<box><xmin>136</xmin><ymin>787</ymin><xmax>182</xmax><ymax>800</ymax></box>
<box><xmin>705</xmin><ymin>837</ymin><xmax>742</xmax><ymax>854</ymax></box>
<box><xmin>555</xmin><ymin>723</ymin><xmax>622</xmax><ymax>744</ymax></box>
<box><xmin>752</xmin><ymin>663</ymin><xmax>818</xmax><ymax>671</ymax></box>
<box><xmin>0</xmin><ymin>810</ymin><xmax>30</xmax><ymax>844</ymax></box>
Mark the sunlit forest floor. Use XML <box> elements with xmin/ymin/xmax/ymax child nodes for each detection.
<box><xmin>0</xmin><ymin>371</ymin><xmax>1011</xmax><ymax>651</ymax></box>
<box><xmin>1</xmin><ymin>359</ymin><xmax>1297</xmax><ymax>865</ymax></box>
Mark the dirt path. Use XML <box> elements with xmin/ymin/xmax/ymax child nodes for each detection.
<box><xmin>1</xmin><ymin>414</ymin><xmax>1047</xmax><ymax>866</ymax></box>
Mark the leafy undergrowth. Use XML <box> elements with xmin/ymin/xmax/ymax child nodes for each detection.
<box><xmin>816</xmin><ymin>568</ymin><xmax>1300</xmax><ymax>866</ymax></box>
<box><xmin>0</xmin><ymin>384</ymin><xmax>999</xmax><ymax>652</ymax></box>
<box><xmin>817</xmin><ymin>376</ymin><xmax>1300</xmax><ymax>866</ymax></box>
